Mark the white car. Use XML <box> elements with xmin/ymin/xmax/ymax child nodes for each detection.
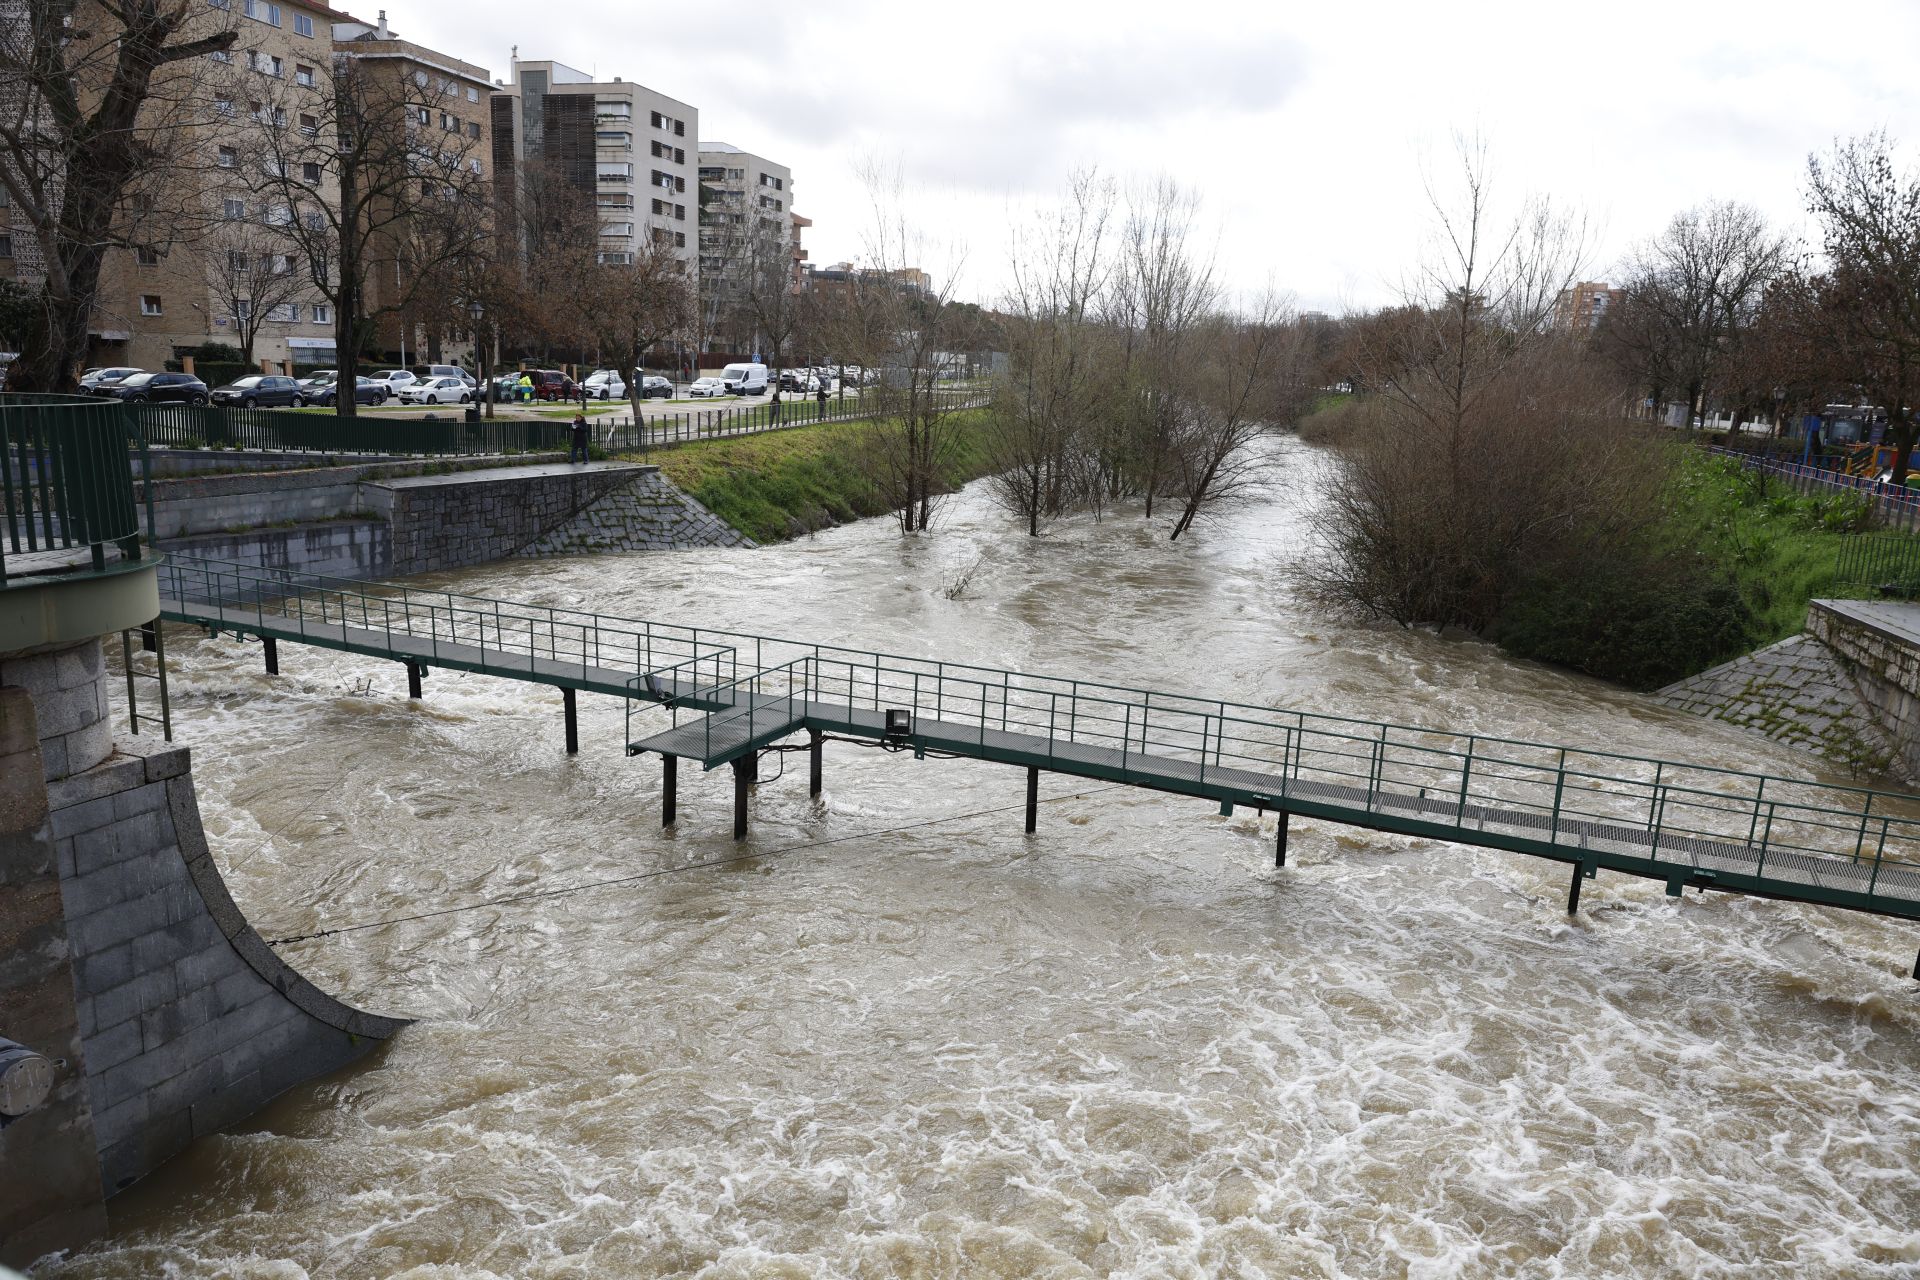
<box><xmin>400</xmin><ymin>376</ymin><xmax>473</xmax><ymax>405</ymax></box>
<box><xmin>688</xmin><ymin>376</ymin><xmax>728</xmax><ymax>398</ymax></box>
<box><xmin>583</xmin><ymin>369</ymin><xmax>627</xmax><ymax>400</ymax></box>
<box><xmin>372</xmin><ymin>369</ymin><xmax>418</xmax><ymax>395</ymax></box>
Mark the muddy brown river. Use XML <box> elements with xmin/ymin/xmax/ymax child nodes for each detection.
<box><xmin>38</xmin><ymin>438</ymin><xmax>1920</xmax><ymax>1277</ymax></box>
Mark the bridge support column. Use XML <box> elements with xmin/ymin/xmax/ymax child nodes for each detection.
<box><xmin>1275</xmin><ymin>811</ymin><xmax>1289</xmax><ymax>867</ymax></box>
<box><xmin>406</xmin><ymin>662</ymin><xmax>422</xmax><ymax>700</ymax></box>
<box><xmin>1025</xmin><ymin>766</ymin><xmax>1038</xmax><ymax>834</ymax></box>
<box><xmin>732</xmin><ymin>756</ymin><xmax>752</xmax><ymax>840</ymax></box>
<box><xmin>562</xmin><ymin>688</ymin><xmax>578</xmax><ymax>755</ymax></box>
<box><xmin>263</xmin><ymin>637</ymin><xmax>278</xmax><ymax>675</ymax></box>
<box><xmin>1566</xmin><ymin>862</ymin><xmax>1583</xmax><ymax>914</ymax></box>
<box><xmin>662</xmin><ymin>755</ymin><xmax>677</xmax><ymax>827</ymax></box>
<box><xmin>140</xmin><ymin>621</ymin><xmax>157</xmax><ymax>653</ymax></box>
<box><xmin>809</xmin><ymin>729</ymin><xmax>822</xmax><ymax>797</ymax></box>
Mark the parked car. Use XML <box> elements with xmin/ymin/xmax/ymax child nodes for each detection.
<box><xmin>583</xmin><ymin>369</ymin><xmax>627</xmax><ymax>400</ymax></box>
<box><xmin>688</xmin><ymin>376</ymin><xmax>728</xmax><ymax>398</ymax></box>
<box><xmin>411</xmin><ymin>364</ymin><xmax>475</xmax><ymax>387</ymax></box>
<box><xmin>400</xmin><ymin>375</ymin><xmax>474</xmax><ymax>405</ymax></box>
<box><xmin>81</xmin><ymin>366</ymin><xmax>141</xmax><ymax>391</ymax></box>
<box><xmin>209</xmin><ymin>374</ymin><xmax>306</xmax><ymax>408</ymax></box>
<box><xmin>490</xmin><ymin>372</ymin><xmax>524</xmax><ymax>402</ymax></box>
<box><xmin>298</xmin><ymin>370</ymin><xmax>339</xmax><ymax>391</ymax></box>
<box><xmin>638</xmin><ymin>375</ymin><xmax>673</xmax><ymax>399</ymax></box>
<box><xmin>85</xmin><ymin>368</ymin><xmax>146</xmax><ymax>395</ymax></box>
<box><xmin>777</xmin><ymin>369</ymin><xmax>818</xmax><ymax>393</ymax></box>
<box><xmin>371</xmin><ymin>370</ymin><xmax>418</xmax><ymax>395</ymax></box>
<box><xmin>310</xmin><ymin>376</ymin><xmax>389</xmax><ymax>407</ymax></box>
<box><xmin>719</xmin><ymin>362</ymin><xmax>770</xmax><ymax>396</ymax></box>
<box><xmin>95</xmin><ymin>371</ymin><xmax>210</xmax><ymax>404</ymax></box>
<box><xmin>527</xmin><ymin>369</ymin><xmax>577</xmax><ymax>401</ymax></box>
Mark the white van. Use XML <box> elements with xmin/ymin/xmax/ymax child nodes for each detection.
<box><xmin>718</xmin><ymin>362</ymin><xmax>769</xmax><ymax>396</ymax></box>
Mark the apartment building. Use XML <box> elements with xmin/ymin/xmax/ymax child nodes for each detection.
<box><xmin>1555</xmin><ymin>281</ymin><xmax>1625</xmax><ymax>332</ymax></box>
<box><xmin>332</xmin><ymin>11</ymin><xmax>493</xmax><ymax>362</ymax></box>
<box><xmin>89</xmin><ymin>0</ymin><xmax>350</xmax><ymax>373</ymax></box>
<box><xmin>491</xmin><ymin>59</ymin><xmax>698</xmax><ymax>271</ymax></box>
<box><xmin>696</xmin><ymin>142</ymin><xmax>794</xmax><ymax>279</ymax></box>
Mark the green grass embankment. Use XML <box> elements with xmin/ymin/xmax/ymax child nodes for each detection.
<box><xmin>642</xmin><ymin>410</ymin><xmax>996</xmax><ymax>544</ymax></box>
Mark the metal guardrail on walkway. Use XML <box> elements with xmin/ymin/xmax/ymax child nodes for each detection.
<box><xmin>598</xmin><ymin>389</ymin><xmax>989</xmax><ymax>458</ymax></box>
<box><xmin>1</xmin><ymin>393</ymin><xmax>149</xmax><ymax>586</ymax></box>
<box><xmin>158</xmin><ymin>555</ymin><xmax>1920</xmax><ymax>926</ymax></box>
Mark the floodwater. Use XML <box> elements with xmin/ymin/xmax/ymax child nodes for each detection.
<box><xmin>40</xmin><ymin>438</ymin><xmax>1920</xmax><ymax>1278</ymax></box>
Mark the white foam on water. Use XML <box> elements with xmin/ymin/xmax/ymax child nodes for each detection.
<box><xmin>45</xmin><ymin>441</ymin><xmax>1920</xmax><ymax>1278</ymax></box>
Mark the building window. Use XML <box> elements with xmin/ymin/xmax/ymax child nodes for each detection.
<box><xmin>223</xmin><ymin>198</ymin><xmax>246</xmax><ymax>219</ymax></box>
<box><xmin>234</xmin><ymin>300</ymin><xmax>251</xmax><ymax>320</ymax></box>
<box><xmin>215</xmin><ymin>95</ymin><xmax>235</xmax><ymax>117</ymax></box>
<box><xmin>415</xmin><ymin>107</ymin><xmax>429</xmax><ymax>125</ymax></box>
<box><xmin>312</xmin><ymin>303</ymin><xmax>331</xmax><ymax>323</ymax></box>
<box><xmin>597</xmin><ymin>131</ymin><xmax>631</xmax><ymax>146</ymax></box>
<box><xmin>674</xmin><ymin>231</ymin><xmax>685</xmax><ymax>248</ymax></box>
<box><xmin>293</xmin><ymin>12</ymin><xmax>313</xmax><ymax>36</ymax></box>
<box><xmin>252</xmin><ymin>52</ymin><xmax>284</xmax><ymax>77</ymax></box>
<box><xmin>469</xmin><ymin>157</ymin><xmax>482</xmax><ymax>174</ymax></box>
<box><xmin>0</xmin><ymin>236</ymin><xmax>12</xmax><ymax>258</ymax></box>
<box><xmin>295</xmin><ymin>63</ymin><xmax>315</xmax><ymax>86</ymax></box>
<box><xmin>674</xmin><ymin>203</ymin><xmax>685</xmax><ymax>221</ymax></box>
<box><xmin>674</xmin><ymin>119</ymin><xmax>684</xmax><ymax>137</ymax></box>
<box><xmin>467</xmin><ymin>121</ymin><xmax>480</xmax><ymax>140</ymax></box>
<box><xmin>211</xmin><ymin>49</ymin><xmax>232</xmax><ymax>63</ymax></box>
<box><xmin>602</xmin><ymin>222</ymin><xmax>634</xmax><ymax>237</ymax></box>
<box><xmin>136</xmin><ymin>244</ymin><xmax>160</xmax><ymax>266</ymax></box>
<box><xmin>140</xmin><ymin>295</ymin><xmax>164</xmax><ymax>316</ymax></box>
<box><xmin>301</xmin><ymin>210</ymin><xmax>324</xmax><ymax>230</ymax></box>
<box><xmin>243</xmin><ymin>0</ymin><xmax>282</xmax><ymax>25</ymax></box>
<box><xmin>597</xmin><ymin>252</ymin><xmax>631</xmax><ymax>265</ymax></box>
<box><xmin>270</xmin><ymin>303</ymin><xmax>298</xmax><ymax>322</ymax></box>
<box><xmin>218</xmin><ymin>144</ymin><xmax>237</xmax><ymax>167</ymax></box>
<box><xmin>466</xmin><ymin>86</ymin><xmax>479</xmax><ymax>103</ymax></box>
<box><xmin>300</xmin><ymin>112</ymin><xmax>318</xmax><ymax>136</ymax></box>
<box><xmin>228</xmin><ymin>250</ymin><xmax>250</xmax><ymax>272</ymax></box>
<box><xmin>301</xmin><ymin>161</ymin><xmax>322</xmax><ymax>181</ymax></box>
<box><xmin>727</xmin><ymin>167</ymin><xmax>743</xmax><ymax>180</ymax></box>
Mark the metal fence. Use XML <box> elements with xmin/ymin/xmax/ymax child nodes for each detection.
<box><xmin>1836</xmin><ymin>535</ymin><xmax>1920</xmax><ymax>593</ymax></box>
<box><xmin>598</xmin><ymin>388</ymin><xmax>990</xmax><ymax>458</ymax></box>
<box><xmin>2</xmin><ymin>394</ymin><xmax>148</xmax><ymax>587</ymax></box>
<box><xmin>126</xmin><ymin>402</ymin><xmax>570</xmax><ymax>457</ymax></box>
<box><xmin>1705</xmin><ymin>445</ymin><xmax>1920</xmax><ymax>534</ymax></box>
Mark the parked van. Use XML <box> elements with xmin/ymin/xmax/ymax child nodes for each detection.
<box><xmin>718</xmin><ymin>362</ymin><xmax>769</xmax><ymax>396</ymax></box>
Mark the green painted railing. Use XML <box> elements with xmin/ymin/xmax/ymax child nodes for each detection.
<box><xmin>1</xmin><ymin>393</ymin><xmax>148</xmax><ymax>587</ymax></box>
<box><xmin>158</xmin><ymin>555</ymin><xmax>1920</xmax><ymax>917</ymax></box>
<box><xmin>127</xmin><ymin>402</ymin><xmax>570</xmax><ymax>457</ymax></box>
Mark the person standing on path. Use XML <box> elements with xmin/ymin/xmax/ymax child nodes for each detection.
<box><xmin>569</xmin><ymin>412</ymin><xmax>590</xmax><ymax>464</ymax></box>
<box><xmin>817</xmin><ymin>382</ymin><xmax>828</xmax><ymax>416</ymax></box>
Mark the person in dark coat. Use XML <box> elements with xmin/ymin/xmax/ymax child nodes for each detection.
<box><xmin>569</xmin><ymin>412</ymin><xmax>589</xmax><ymax>464</ymax></box>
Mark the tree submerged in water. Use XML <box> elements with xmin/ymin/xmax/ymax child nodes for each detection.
<box><xmin>987</xmin><ymin>173</ymin><xmax>1318</xmax><ymax>540</ymax></box>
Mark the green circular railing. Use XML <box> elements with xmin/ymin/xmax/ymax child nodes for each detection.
<box><xmin>0</xmin><ymin>393</ymin><xmax>145</xmax><ymax>587</ymax></box>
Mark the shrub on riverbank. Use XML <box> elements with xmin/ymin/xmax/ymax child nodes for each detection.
<box><xmin>1490</xmin><ymin>451</ymin><xmax>1868</xmax><ymax>688</ymax></box>
<box><xmin>648</xmin><ymin>411</ymin><xmax>996</xmax><ymax>544</ymax></box>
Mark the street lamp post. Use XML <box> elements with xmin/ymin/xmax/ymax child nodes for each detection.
<box><xmin>470</xmin><ymin>301</ymin><xmax>494</xmax><ymax>420</ymax></box>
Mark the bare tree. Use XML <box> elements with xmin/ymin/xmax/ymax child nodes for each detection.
<box><xmin>988</xmin><ymin>169</ymin><xmax>1118</xmax><ymax>534</ymax></box>
<box><xmin>203</xmin><ymin>216</ymin><xmax>310</xmax><ymax>369</ymax></box>
<box><xmin>1612</xmin><ymin>201</ymin><xmax>1786</xmax><ymax>422</ymax></box>
<box><xmin>240</xmin><ymin>50</ymin><xmax>490</xmax><ymax>414</ymax></box>
<box><xmin>1806</xmin><ymin>132</ymin><xmax>1920</xmax><ymax>482</ymax></box>
<box><xmin>1305</xmin><ymin>138</ymin><xmax>1655</xmax><ymax>632</ymax></box>
<box><xmin>0</xmin><ymin>0</ymin><xmax>239</xmax><ymax>390</ymax></box>
<box><xmin>1163</xmin><ymin>293</ymin><xmax>1312</xmax><ymax>541</ymax></box>
<box><xmin>1105</xmin><ymin>178</ymin><xmax>1219</xmax><ymax>516</ymax></box>
<box><xmin>848</xmin><ymin>162</ymin><xmax>976</xmax><ymax>533</ymax></box>
<box><xmin>589</xmin><ymin>230</ymin><xmax>695</xmax><ymax>421</ymax></box>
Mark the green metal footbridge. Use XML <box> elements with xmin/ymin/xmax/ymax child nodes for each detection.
<box><xmin>156</xmin><ymin>557</ymin><xmax>1920</xmax><ymax>965</ymax></box>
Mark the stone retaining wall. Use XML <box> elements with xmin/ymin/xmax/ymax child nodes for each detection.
<box><xmin>1807</xmin><ymin>601</ymin><xmax>1920</xmax><ymax>783</ymax></box>
<box><xmin>519</xmin><ymin>469</ymin><xmax>755</xmax><ymax>555</ymax></box>
<box><xmin>367</xmin><ymin>465</ymin><xmax>645</xmax><ymax>574</ymax></box>
<box><xmin>1654</xmin><ymin>634</ymin><xmax>1897</xmax><ymax>779</ymax></box>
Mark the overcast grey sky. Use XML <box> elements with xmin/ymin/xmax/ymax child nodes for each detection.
<box><xmin>393</xmin><ymin>0</ymin><xmax>1920</xmax><ymax>312</ymax></box>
